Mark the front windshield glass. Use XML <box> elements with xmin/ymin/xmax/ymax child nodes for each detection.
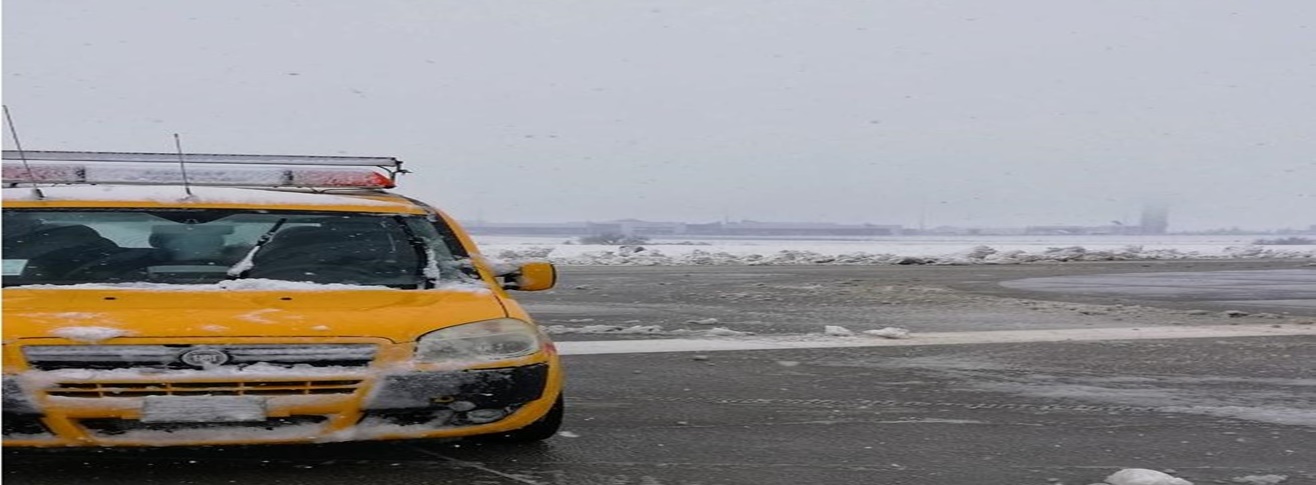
<box><xmin>1</xmin><ymin>209</ymin><xmax>469</xmax><ymax>288</ymax></box>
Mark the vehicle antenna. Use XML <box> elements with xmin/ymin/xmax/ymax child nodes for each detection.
<box><xmin>2</xmin><ymin>105</ymin><xmax>44</xmax><ymax>199</ymax></box>
<box><xmin>173</xmin><ymin>133</ymin><xmax>194</xmax><ymax>197</ymax></box>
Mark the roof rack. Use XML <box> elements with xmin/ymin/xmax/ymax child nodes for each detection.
<box><xmin>2</xmin><ymin>150</ymin><xmax>406</xmax><ymax>189</ymax></box>
<box><xmin>2</xmin><ymin>150</ymin><xmax>402</xmax><ymax>168</ymax></box>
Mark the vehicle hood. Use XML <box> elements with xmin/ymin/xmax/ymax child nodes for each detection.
<box><xmin>1</xmin><ymin>288</ymin><xmax>509</xmax><ymax>344</ymax></box>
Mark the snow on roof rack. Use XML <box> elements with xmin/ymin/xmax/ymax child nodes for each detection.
<box><xmin>2</xmin><ymin>150</ymin><xmax>406</xmax><ymax>189</ymax></box>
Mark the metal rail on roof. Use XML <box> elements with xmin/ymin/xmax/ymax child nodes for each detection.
<box><xmin>1</xmin><ymin>150</ymin><xmax>402</xmax><ymax>169</ymax></box>
<box><xmin>2</xmin><ymin>150</ymin><xmax>406</xmax><ymax>189</ymax></box>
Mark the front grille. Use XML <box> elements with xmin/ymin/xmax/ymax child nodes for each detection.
<box><xmin>80</xmin><ymin>415</ymin><xmax>327</xmax><ymax>437</ymax></box>
<box><xmin>23</xmin><ymin>344</ymin><xmax>377</xmax><ymax>370</ymax></box>
<box><xmin>46</xmin><ymin>379</ymin><xmax>363</xmax><ymax>398</ymax></box>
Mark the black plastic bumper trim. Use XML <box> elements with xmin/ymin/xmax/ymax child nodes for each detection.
<box><xmin>365</xmin><ymin>364</ymin><xmax>548</xmax><ymax>410</ymax></box>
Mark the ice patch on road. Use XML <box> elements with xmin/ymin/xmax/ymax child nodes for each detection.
<box><xmin>971</xmin><ymin>382</ymin><xmax>1316</xmax><ymax>426</ymax></box>
<box><xmin>870</xmin><ymin>348</ymin><xmax>1316</xmax><ymax>428</ymax></box>
<box><xmin>1231</xmin><ymin>475</ymin><xmax>1288</xmax><ymax>485</ymax></box>
<box><xmin>1160</xmin><ymin>406</ymin><xmax>1316</xmax><ymax>427</ymax></box>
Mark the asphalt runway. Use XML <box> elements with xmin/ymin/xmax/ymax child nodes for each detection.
<box><xmin>1002</xmin><ymin>268</ymin><xmax>1316</xmax><ymax>312</ymax></box>
<box><xmin>6</xmin><ymin>260</ymin><xmax>1315</xmax><ymax>485</ymax></box>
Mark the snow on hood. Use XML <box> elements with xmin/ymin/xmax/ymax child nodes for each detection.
<box><xmin>48</xmin><ymin>326</ymin><xmax>135</xmax><ymax>343</ymax></box>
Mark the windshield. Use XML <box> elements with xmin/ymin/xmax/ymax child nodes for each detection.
<box><xmin>1</xmin><ymin>209</ymin><xmax>470</xmax><ymax>288</ymax></box>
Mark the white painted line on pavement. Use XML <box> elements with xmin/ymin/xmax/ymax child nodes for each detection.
<box><xmin>555</xmin><ymin>324</ymin><xmax>1316</xmax><ymax>356</ymax></box>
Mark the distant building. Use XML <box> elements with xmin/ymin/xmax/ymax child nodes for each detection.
<box><xmin>687</xmin><ymin>221</ymin><xmax>902</xmax><ymax>237</ymax></box>
<box><xmin>1024</xmin><ymin>224</ymin><xmax>1169</xmax><ymax>236</ymax></box>
<box><xmin>1024</xmin><ymin>225</ymin><xmax>1120</xmax><ymax>236</ymax></box>
<box><xmin>924</xmin><ymin>226</ymin><xmax>1027</xmax><ymax>236</ymax></box>
<box><xmin>585</xmin><ymin>220</ymin><xmax>687</xmax><ymax>236</ymax></box>
<box><xmin>1139</xmin><ymin>202</ymin><xmax>1170</xmax><ymax>235</ymax></box>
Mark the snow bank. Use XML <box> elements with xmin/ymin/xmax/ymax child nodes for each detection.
<box><xmin>489</xmin><ymin>244</ymin><xmax>1315</xmax><ymax>266</ymax></box>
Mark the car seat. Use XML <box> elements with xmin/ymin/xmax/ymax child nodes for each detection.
<box><xmin>4</xmin><ymin>225</ymin><xmax>123</xmax><ymax>280</ymax></box>
<box><xmin>245</xmin><ymin>222</ymin><xmax>420</xmax><ymax>284</ymax></box>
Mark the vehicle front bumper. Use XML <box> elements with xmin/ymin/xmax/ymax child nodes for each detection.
<box><xmin>1</xmin><ymin>363</ymin><xmax>556</xmax><ymax>447</ymax></box>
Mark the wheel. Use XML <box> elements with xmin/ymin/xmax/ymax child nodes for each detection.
<box><xmin>470</xmin><ymin>394</ymin><xmax>564</xmax><ymax>444</ymax></box>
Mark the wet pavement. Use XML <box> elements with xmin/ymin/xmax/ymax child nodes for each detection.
<box><xmin>5</xmin><ymin>260</ymin><xmax>1315</xmax><ymax>485</ymax></box>
<box><xmin>1001</xmin><ymin>269</ymin><xmax>1316</xmax><ymax>311</ymax></box>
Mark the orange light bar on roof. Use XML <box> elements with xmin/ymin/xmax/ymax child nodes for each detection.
<box><xmin>2</xmin><ymin>163</ymin><xmax>396</xmax><ymax>189</ymax></box>
<box><xmin>1</xmin><ymin>164</ymin><xmax>82</xmax><ymax>184</ymax></box>
<box><xmin>289</xmin><ymin>169</ymin><xmax>394</xmax><ymax>188</ymax></box>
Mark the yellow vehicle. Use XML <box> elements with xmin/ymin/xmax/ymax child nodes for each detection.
<box><xmin>1</xmin><ymin>151</ymin><xmax>563</xmax><ymax>447</ymax></box>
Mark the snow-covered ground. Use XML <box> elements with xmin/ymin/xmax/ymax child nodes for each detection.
<box><xmin>476</xmin><ymin>235</ymin><xmax>1316</xmax><ymax>265</ymax></box>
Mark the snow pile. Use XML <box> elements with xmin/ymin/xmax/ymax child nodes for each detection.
<box><xmin>1104</xmin><ymin>468</ymin><xmax>1193</xmax><ymax>485</ymax></box>
<box><xmin>694</xmin><ymin>327</ymin><xmax>754</xmax><ymax>337</ymax></box>
<box><xmin>863</xmin><ymin>327</ymin><xmax>912</xmax><ymax>339</ymax></box>
<box><xmin>820</xmin><ymin>325</ymin><xmax>912</xmax><ymax>339</ymax></box>
<box><xmin>823</xmin><ymin>325</ymin><xmax>854</xmax><ymax>336</ymax></box>
<box><xmin>50</xmin><ymin>326</ymin><xmax>133</xmax><ymax>343</ymax></box>
<box><xmin>489</xmin><ymin>244</ymin><xmax>1315</xmax><ymax>266</ymax></box>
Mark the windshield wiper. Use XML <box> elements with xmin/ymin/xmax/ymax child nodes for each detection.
<box><xmin>226</xmin><ymin>218</ymin><xmax>287</xmax><ymax>279</ymax></box>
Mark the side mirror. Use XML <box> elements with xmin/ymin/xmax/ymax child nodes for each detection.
<box><xmin>504</xmin><ymin>261</ymin><xmax>556</xmax><ymax>291</ymax></box>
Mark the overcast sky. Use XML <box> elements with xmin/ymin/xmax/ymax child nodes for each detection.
<box><xmin>4</xmin><ymin>1</ymin><xmax>1314</xmax><ymax>230</ymax></box>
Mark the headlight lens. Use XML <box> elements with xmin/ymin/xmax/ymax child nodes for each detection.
<box><xmin>415</xmin><ymin>319</ymin><xmax>542</xmax><ymax>362</ymax></box>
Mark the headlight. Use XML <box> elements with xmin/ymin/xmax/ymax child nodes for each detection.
<box><xmin>415</xmin><ymin>319</ymin><xmax>542</xmax><ymax>362</ymax></box>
